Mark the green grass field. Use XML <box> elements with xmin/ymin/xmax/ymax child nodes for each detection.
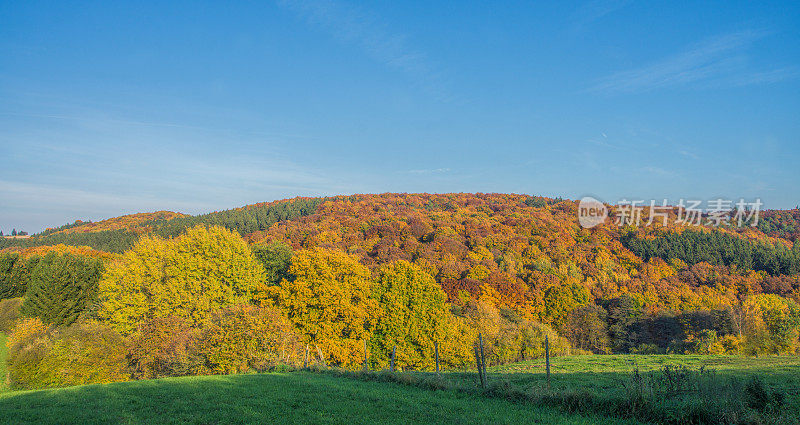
<box><xmin>0</xmin><ymin>371</ymin><xmax>642</xmax><ymax>425</ymax></box>
<box><xmin>490</xmin><ymin>354</ymin><xmax>800</xmax><ymax>392</ymax></box>
<box><xmin>1</xmin><ymin>354</ymin><xmax>799</xmax><ymax>424</ymax></box>
<box><xmin>322</xmin><ymin>354</ymin><xmax>800</xmax><ymax>424</ymax></box>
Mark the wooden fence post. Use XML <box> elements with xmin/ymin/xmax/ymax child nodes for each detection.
<box><xmin>390</xmin><ymin>345</ymin><xmax>396</xmax><ymax>372</ymax></box>
<box><xmin>363</xmin><ymin>340</ymin><xmax>368</xmax><ymax>372</ymax></box>
<box><xmin>434</xmin><ymin>340</ymin><xmax>440</xmax><ymax>375</ymax></box>
<box><xmin>478</xmin><ymin>333</ymin><xmax>487</xmax><ymax>388</ymax></box>
<box><xmin>474</xmin><ymin>345</ymin><xmax>485</xmax><ymax>388</ymax></box>
<box><xmin>545</xmin><ymin>335</ymin><xmax>551</xmax><ymax>387</ymax></box>
<box><xmin>315</xmin><ymin>344</ymin><xmax>327</xmax><ymax>367</ymax></box>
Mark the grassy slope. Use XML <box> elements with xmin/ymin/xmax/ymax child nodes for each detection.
<box><xmin>489</xmin><ymin>354</ymin><xmax>800</xmax><ymax>392</ymax></box>
<box><xmin>0</xmin><ymin>372</ymin><xmax>642</xmax><ymax>425</ymax></box>
<box><xmin>487</xmin><ymin>354</ymin><xmax>800</xmax><ymax>423</ymax></box>
<box><xmin>332</xmin><ymin>354</ymin><xmax>800</xmax><ymax>424</ymax></box>
<box><xmin>0</xmin><ymin>333</ymin><xmax>6</xmax><ymax>393</ymax></box>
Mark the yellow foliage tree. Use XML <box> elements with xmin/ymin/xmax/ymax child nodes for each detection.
<box><xmin>265</xmin><ymin>247</ymin><xmax>376</xmax><ymax>368</ymax></box>
<box><xmin>98</xmin><ymin>225</ymin><xmax>265</xmax><ymax>334</ymax></box>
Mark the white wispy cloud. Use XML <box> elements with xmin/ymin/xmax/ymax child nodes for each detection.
<box><xmin>640</xmin><ymin>166</ymin><xmax>676</xmax><ymax>177</ymax></box>
<box><xmin>572</xmin><ymin>0</ymin><xmax>633</xmax><ymax>29</ymax></box>
<box><xmin>589</xmin><ymin>29</ymin><xmax>795</xmax><ymax>93</ymax></box>
<box><xmin>277</xmin><ymin>0</ymin><xmax>451</xmax><ymax>100</ymax></box>
<box><xmin>0</xmin><ymin>101</ymin><xmax>363</xmax><ymax>231</ymax></box>
<box><xmin>728</xmin><ymin>67</ymin><xmax>800</xmax><ymax>86</ymax></box>
<box><xmin>408</xmin><ymin>168</ymin><xmax>450</xmax><ymax>174</ymax></box>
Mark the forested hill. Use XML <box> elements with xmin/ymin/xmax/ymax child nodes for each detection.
<box><xmin>0</xmin><ymin>197</ymin><xmax>323</xmax><ymax>253</ymax></box>
<box><xmin>2</xmin><ymin>193</ymin><xmax>800</xmax><ymax>356</ymax></box>
<box><xmin>2</xmin><ymin>193</ymin><xmax>797</xmax><ymax>263</ymax></box>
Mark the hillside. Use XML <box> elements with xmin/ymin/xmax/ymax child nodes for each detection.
<box><xmin>39</xmin><ymin>211</ymin><xmax>188</xmax><ymax>236</ymax></box>
<box><xmin>2</xmin><ymin>193</ymin><xmax>799</xmax><ymax>357</ymax></box>
<box><xmin>0</xmin><ymin>198</ymin><xmax>322</xmax><ymax>253</ymax></box>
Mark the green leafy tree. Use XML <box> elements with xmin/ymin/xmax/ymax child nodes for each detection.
<box><xmin>543</xmin><ymin>283</ymin><xmax>589</xmax><ymax>332</ymax></box>
<box><xmin>252</xmin><ymin>241</ymin><xmax>293</xmax><ymax>286</ymax></box>
<box><xmin>370</xmin><ymin>260</ymin><xmax>457</xmax><ymax>370</ymax></box>
<box><xmin>565</xmin><ymin>304</ymin><xmax>610</xmax><ymax>353</ymax></box>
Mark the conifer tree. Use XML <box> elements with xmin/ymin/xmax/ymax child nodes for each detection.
<box><xmin>21</xmin><ymin>252</ymin><xmax>104</xmax><ymax>326</ymax></box>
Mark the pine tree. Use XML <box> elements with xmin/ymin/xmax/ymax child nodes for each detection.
<box><xmin>21</xmin><ymin>252</ymin><xmax>104</xmax><ymax>326</ymax></box>
<box><xmin>0</xmin><ymin>253</ymin><xmax>20</xmax><ymax>299</ymax></box>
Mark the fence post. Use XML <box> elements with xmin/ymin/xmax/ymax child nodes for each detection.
<box><xmin>478</xmin><ymin>333</ymin><xmax>487</xmax><ymax>389</ymax></box>
<box><xmin>474</xmin><ymin>345</ymin><xmax>485</xmax><ymax>388</ymax></box>
<box><xmin>363</xmin><ymin>340</ymin><xmax>368</xmax><ymax>372</ymax></box>
<box><xmin>390</xmin><ymin>345</ymin><xmax>396</xmax><ymax>372</ymax></box>
<box><xmin>434</xmin><ymin>340</ymin><xmax>440</xmax><ymax>375</ymax></box>
<box><xmin>545</xmin><ymin>335</ymin><xmax>551</xmax><ymax>387</ymax></box>
<box><xmin>315</xmin><ymin>344</ymin><xmax>327</xmax><ymax>367</ymax></box>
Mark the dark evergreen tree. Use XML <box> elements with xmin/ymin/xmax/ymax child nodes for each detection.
<box><xmin>608</xmin><ymin>294</ymin><xmax>644</xmax><ymax>353</ymax></box>
<box><xmin>20</xmin><ymin>253</ymin><xmax>104</xmax><ymax>326</ymax></box>
<box><xmin>0</xmin><ymin>253</ymin><xmax>20</xmax><ymax>299</ymax></box>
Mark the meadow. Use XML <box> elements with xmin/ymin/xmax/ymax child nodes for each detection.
<box><xmin>490</xmin><ymin>354</ymin><xmax>800</xmax><ymax>392</ymax></box>
<box><xmin>1</xmin><ymin>353</ymin><xmax>799</xmax><ymax>425</ymax></box>
<box><xmin>315</xmin><ymin>354</ymin><xmax>800</xmax><ymax>425</ymax></box>
<box><xmin>0</xmin><ymin>371</ymin><xmax>641</xmax><ymax>425</ymax></box>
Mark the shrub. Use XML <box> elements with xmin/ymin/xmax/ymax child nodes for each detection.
<box><xmin>6</xmin><ymin>318</ymin><xmax>129</xmax><ymax>389</ymax></box>
<box><xmin>21</xmin><ymin>252</ymin><xmax>104</xmax><ymax>326</ymax></box>
<box><xmin>98</xmin><ymin>225</ymin><xmax>265</xmax><ymax>334</ymax></box>
<box><xmin>126</xmin><ymin>316</ymin><xmax>202</xmax><ymax>379</ymax></box>
<box><xmin>197</xmin><ymin>304</ymin><xmax>301</xmax><ymax>374</ymax></box>
<box><xmin>5</xmin><ymin>318</ymin><xmax>53</xmax><ymax>389</ymax></box>
<box><xmin>471</xmin><ymin>298</ymin><xmax>570</xmax><ymax>365</ymax></box>
<box><xmin>0</xmin><ymin>297</ymin><xmax>23</xmax><ymax>332</ymax></box>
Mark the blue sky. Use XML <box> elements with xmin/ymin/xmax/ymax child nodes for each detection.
<box><xmin>1</xmin><ymin>0</ymin><xmax>799</xmax><ymax>232</ymax></box>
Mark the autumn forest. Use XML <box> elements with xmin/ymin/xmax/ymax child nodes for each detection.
<box><xmin>0</xmin><ymin>193</ymin><xmax>798</xmax><ymax>390</ymax></box>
